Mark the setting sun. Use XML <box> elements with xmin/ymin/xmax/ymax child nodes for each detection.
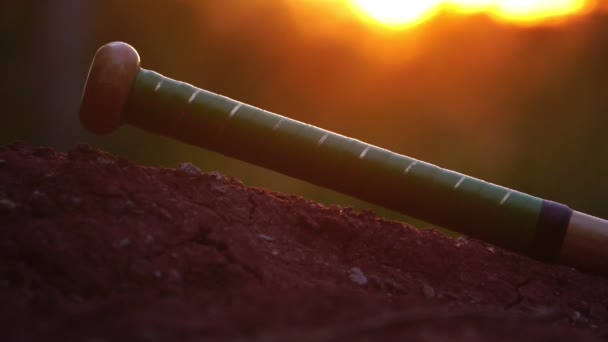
<box><xmin>350</xmin><ymin>0</ymin><xmax>594</xmax><ymax>29</ymax></box>
<box><xmin>349</xmin><ymin>0</ymin><xmax>442</xmax><ymax>28</ymax></box>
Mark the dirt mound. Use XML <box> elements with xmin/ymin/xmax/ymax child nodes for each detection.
<box><xmin>1</xmin><ymin>143</ymin><xmax>607</xmax><ymax>341</ymax></box>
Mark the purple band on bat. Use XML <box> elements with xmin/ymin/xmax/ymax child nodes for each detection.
<box><xmin>530</xmin><ymin>200</ymin><xmax>573</xmax><ymax>262</ymax></box>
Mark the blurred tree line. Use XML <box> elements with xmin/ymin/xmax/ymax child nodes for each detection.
<box><xmin>2</xmin><ymin>0</ymin><xmax>607</xmax><ymax>222</ymax></box>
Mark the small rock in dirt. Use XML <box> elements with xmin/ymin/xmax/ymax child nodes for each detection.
<box><xmin>455</xmin><ymin>236</ymin><xmax>468</xmax><ymax>247</ymax></box>
<box><xmin>207</xmin><ymin>171</ymin><xmax>225</xmax><ymax>180</ymax></box>
<box><xmin>0</xmin><ymin>159</ymin><xmax>5</xmax><ymax>165</ymax></box>
<box><xmin>64</xmin><ymin>196</ymin><xmax>83</xmax><ymax>211</ymax></box>
<box><xmin>212</xmin><ymin>185</ymin><xmax>230</xmax><ymax>195</ymax></box>
<box><xmin>359</xmin><ymin>208</ymin><xmax>376</xmax><ymax>218</ymax></box>
<box><xmin>0</xmin><ymin>197</ymin><xmax>17</xmax><ymax>211</ymax></box>
<box><xmin>422</xmin><ymin>283</ymin><xmax>436</xmax><ymax>298</ymax></box>
<box><xmin>157</xmin><ymin>207</ymin><xmax>173</xmax><ymax>220</ymax></box>
<box><xmin>125</xmin><ymin>200</ymin><xmax>144</xmax><ymax>214</ymax></box>
<box><xmin>96</xmin><ymin>156</ymin><xmax>114</xmax><ymax>165</ymax></box>
<box><xmin>339</xmin><ymin>206</ymin><xmax>355</xmax><ymax>216</ymax></box>
<box><xmin>383</xmin><ymin>278</ymin><xmax>406</xmax><ymax>294</ymax></box>
<box><xmin>145</xmin><ymin>235</ymin><xmax>154</xmax><ymax>243</ymax></box>
<box><xmin>153</xmin><ymin>270</ymin><xmax>163</xmax><ymax>278</ymax></box>
<box><xmin>271</xmin><ymin>249</ymin><xmax>279</xmax><ymax>256</ymax></box>
<box><xmin>349</xmin><ymin>267</ymin><xmax>368</xmax><ymax>285</ymax></box>
<box><xmin>570</xmin><ymin>311</ymin><xmax>583</xmax><ymax>323</ymax></box>
<box><xmin>177</xmin><ymin>163</ymin><xmax>202</xmax><ymax>176</ymax></box>
<box><xmin>117</xmin><ymin>238</ymin><xmax>131</xmax><ymax>248</ymax></box>
<box><xmin>469</xmin><ymin>296</ymin><xmax>482</xmax><ymax>304</ymax></box>
<box><xmin>259</xmin><ymin>234</ymin><xmax>274</xmax><ymax>241</ymax></box>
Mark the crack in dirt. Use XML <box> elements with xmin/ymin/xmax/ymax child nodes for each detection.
<box><xmin>196</xmin><ymin>226</ymin><xmax>264</xmax><ymax>284</ymax></box>
<box><xmin>135</xmin><ymin>226</ymin><xmax>264</xmax><ymax>285</ymax></box>
<box><xmin>505</xmin><ymin>278</ymin><xmax>532</xmax><ymax>310</ymax></box>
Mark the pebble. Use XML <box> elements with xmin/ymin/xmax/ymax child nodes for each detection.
<box><xmin>454</xmin><ymin>236</ymin><xmax>468</xmax><ymax>247</ymax></box>
<box><xmin>178</xmin><ymin>163</ymin><xmax>202</xmax><ymax>176</ymax></box>
<box><xmin>271</xmin><ymin>249</ymin><xmax>279</xmax><ymax>256</ymax></box>
<box><xmin>469</xmin><ymin>296</ymin><xmax>482</xmax><ymax>304</ymax></box>
<box><xmin>158</xmin><ymin>207</ymin><xmax>173</xmax><ymax>220</ymax></box>
<box><xmin>153</xmin><ymin>270</ymin><xmax>162</xmax><ymax>278</ymax></box>
<box><xmin>259</xmin><ymin>234</ymin><xmax>274</xmax><ymax>241</ymax></box>
<box><xmin>0</xmin><ymin>198</ymin><xmax>17</xmax><ymax>211</ymax></box>
<box><xmin>207</xmin><ymin>171</ymin><xmax>225</xmax><ymax>180</ymax></box>
<box><xmin>96</xmin><ymin>156</ymin><xmax>114</xmax><ymax>165</ymax></box>
<box><xmin>349</xmin><ymin>267</ymin><xmax>368</xmax><ymax>285</ymax></box>
<box><xmin>422</xmin><ymin>283</ymin><xmax>436</xmax><ymax>298</ymax></box>
<box><xmin>118</xmin><ymin>238</ymin><xmax>131</xmax><ymax>248</ymax></box>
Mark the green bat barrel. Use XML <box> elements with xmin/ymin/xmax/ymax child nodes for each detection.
<box><xmin>121</xmin><ymin>68</ymin><xmax>571</xmax><ymax>262</ymax></box>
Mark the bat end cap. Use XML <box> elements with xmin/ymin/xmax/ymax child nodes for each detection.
<box><xmin>80</xmin><ymin>42</ymin><xmax>141</xmax><ymax>135</ymax></box>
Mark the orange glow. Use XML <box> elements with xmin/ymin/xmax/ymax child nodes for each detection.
<box><xmin>349</xmin><ymin>0</ymin><xmax>595</xmax><ymax>29</ymax></box>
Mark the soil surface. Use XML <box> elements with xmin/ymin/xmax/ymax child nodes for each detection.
<box><xmin>1</xmin><ymin>142</ymin><xmax>608</xmax><ymax>341</ymax></box>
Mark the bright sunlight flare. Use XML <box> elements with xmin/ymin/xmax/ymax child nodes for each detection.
<box><xmin>349</xmin><ymin>0</ymin><xmax>594</xmax><ymax>29</ymax></box>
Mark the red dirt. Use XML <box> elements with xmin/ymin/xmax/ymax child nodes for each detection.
<box><xmin>1</xmin><ymin>142</ymin><xmax>607</xmax><ymax>341</ymax></box>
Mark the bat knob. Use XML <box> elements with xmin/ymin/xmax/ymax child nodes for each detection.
<box><xmin>80</xmin><ymin>42</ymin><xmax>141</xmax><ymax>135</ymax></box>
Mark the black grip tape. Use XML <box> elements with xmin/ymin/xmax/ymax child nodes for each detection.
<box><xmin>530</xmin><ymin>200</ymin><xmax>573</xmax><ymax>262</ymax></box>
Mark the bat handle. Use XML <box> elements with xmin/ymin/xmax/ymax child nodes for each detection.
<box><xmin>561</xmin><ymin>211</ymin><xmax>608</xmax><ymax>275</ymax></box>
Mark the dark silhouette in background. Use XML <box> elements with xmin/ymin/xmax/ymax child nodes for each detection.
<box><xmin>3</xmin><ymin>1</ymin><xmax>608</xmax><ymax>222</ymax></box>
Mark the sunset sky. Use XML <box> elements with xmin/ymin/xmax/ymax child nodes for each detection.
<box><xmin>349</xmin><ymin>0</ymin><xmax>596</xmax><ymax>28</ymax></box>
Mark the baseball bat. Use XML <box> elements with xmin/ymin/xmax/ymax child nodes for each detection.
<box><xmin>80</xmin><ymin>42</ymin><xmax>608</xmax><ymax>276</ymax></box>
